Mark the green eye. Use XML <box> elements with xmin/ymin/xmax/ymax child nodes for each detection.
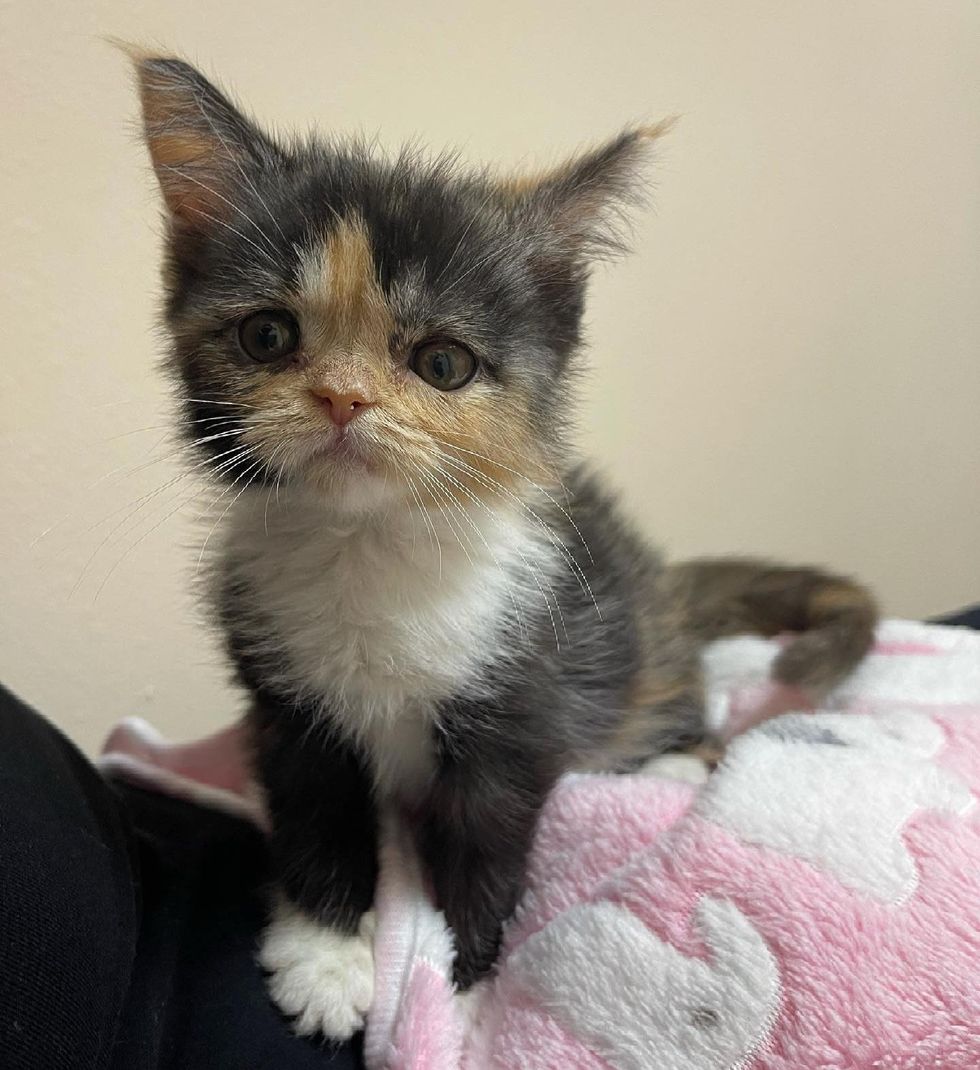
<box><xmin>410</xmin><ymin>340</ymin><xmax>477</xmax><ymax>391</ymax></box>
<box><xmin>238</xmin><ymin>310</ymin><xmax>300</xmax><ymax>363</ymax></box>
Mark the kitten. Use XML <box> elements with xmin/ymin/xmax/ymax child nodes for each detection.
<box><xmin>129</xmin><ymin>52</ymin><xmax>876</xmax><ymax>1039</ymax></box>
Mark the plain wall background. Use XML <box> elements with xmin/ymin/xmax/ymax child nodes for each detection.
<box><xmin>2</xmin><ymin>0</ymin><xmax>978</xmax><ymax>755</ymax></box>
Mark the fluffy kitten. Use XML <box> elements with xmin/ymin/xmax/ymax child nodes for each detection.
<box><xmin>130</xmin><ymin>53</ymin><xmax>876</xmax><ymax>1039</ymax></box>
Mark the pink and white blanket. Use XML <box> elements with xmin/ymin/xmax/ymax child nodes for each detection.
<box><xmin>100</xmin><ymin>620</ymin><xmax>980</xmax><ymax>1069</ymax></box>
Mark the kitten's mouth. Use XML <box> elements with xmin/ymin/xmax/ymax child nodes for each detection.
<box><xmin>308</xmin><ymin>428</ymin><xmax>378</xmax><ymax>472</ymax></box>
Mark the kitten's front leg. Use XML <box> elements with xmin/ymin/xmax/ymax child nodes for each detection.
<box><xmin>251</xmin><ymin>700</ymin><xmax>378</xmax><ymax>1039</ymax></box>
<box><xmin>420</xmin><ymin>731</ymin><xmax>555</xmax><ymax>988</ymax></box>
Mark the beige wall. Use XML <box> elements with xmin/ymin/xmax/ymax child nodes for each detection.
<box><xmin>2</xmin><ymin>1</ymin><xmax>978</xmax><ymax>754</ymax></box>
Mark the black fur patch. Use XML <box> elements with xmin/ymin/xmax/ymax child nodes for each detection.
<box><xmin>250</xmin><ymin>694</ymin><xmax>377</xmax><ymax>933</ymax></box>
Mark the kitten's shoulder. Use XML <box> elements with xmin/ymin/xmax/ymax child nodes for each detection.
<box><xmin>561</xmin><ymin>461</ymin><xmax>665</xmax><ymax>576</ymax></box>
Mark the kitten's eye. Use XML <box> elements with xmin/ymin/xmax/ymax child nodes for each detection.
<box><xmin>238</xmin><ymin>310</ymin><xmax>300</xmax><ymax>363</ymax></box>
<box><xmin>410</xmin><ymin>340</ymin><xmax>477</xmax><ymax>391</ymax></box>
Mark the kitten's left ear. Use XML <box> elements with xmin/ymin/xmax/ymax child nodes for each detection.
<box><xmin>125</xmin><ymin>47</ymin><xmax>283</xmax><ymax>233</ymax></box>
<box><xmin>501</xmin><ymin>119</ymin><xmax>676</xmax><ymax>262</ymax></box>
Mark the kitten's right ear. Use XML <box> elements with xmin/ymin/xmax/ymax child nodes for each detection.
<box><xmin>124</xmin><ymin>47</ymin><xmax>281</xmax><ymax>232</ymax></box>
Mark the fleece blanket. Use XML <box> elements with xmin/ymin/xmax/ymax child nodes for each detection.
<box><xmin>99</xmin><ymin>621</ymin><xmax>980</xmax><ymax>1069</ymax></box>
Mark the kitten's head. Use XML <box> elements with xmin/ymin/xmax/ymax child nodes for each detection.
<box><xmin>132</xmin><ymin>52</ymin><xmax>669</xmax><ymax>514</ymax></box>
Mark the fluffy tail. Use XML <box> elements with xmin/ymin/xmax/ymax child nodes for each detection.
<box><xmin>660</xmin><ymin>558</ymin><xmax>877</xmax><ymax>692</ymax></box>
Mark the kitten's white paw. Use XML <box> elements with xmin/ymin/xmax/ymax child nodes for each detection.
<box><xmin>454</xmin><ymin>978</ymin><xmax>490</xmax><ymax>1032</ymax></box>
<box><xmin>258</xmin><ymin>900</ymin><xmax>375</xmax><ymax>1040</ymax></box>
<box><xmin>640</xmin><ymin>752</ymin><xmax>711</xmax><ymax>785</ymax></box>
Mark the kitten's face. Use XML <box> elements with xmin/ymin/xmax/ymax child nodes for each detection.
<box><xmin>134</xmin><ymin>55</ymin><xmax>667</xmax><ymax>514</ymax></box>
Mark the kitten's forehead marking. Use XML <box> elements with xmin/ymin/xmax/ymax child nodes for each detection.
<box><xmin>298</xmin><ymin>215</ymin><xmax>395</xmax><ymax>373</ymax></box>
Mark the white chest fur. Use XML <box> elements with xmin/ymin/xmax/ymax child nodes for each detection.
<box><xmin>218</xmin><ymin>488</ymin><xmax>551</xmax><ymax>797</ymax></box>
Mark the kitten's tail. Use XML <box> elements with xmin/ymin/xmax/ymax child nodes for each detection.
<box><xmin>660</xmin><ymin>558</ymin><xmax>877</xmax><ymax>692</ymax></box>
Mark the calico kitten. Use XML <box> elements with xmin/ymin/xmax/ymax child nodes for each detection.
<box><xmin>130</xmin><ymin>52</ymin><xmax>876</xmax><ymax>1039</ymax></box>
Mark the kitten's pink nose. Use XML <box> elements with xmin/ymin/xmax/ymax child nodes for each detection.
<box><xmin>310</xmin><ymin>384</ymin><xmax>377</xmax><ymax>427</ymax></box>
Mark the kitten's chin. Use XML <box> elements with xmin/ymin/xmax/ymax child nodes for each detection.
<box><xmin>300</xmin><ymin>456</ymin><xmax>401</xmax><ymax>517</ymax></box>
<box><xmin>282</xmin><ymin>428</ymin><xmax>393</xmax><ymax>516</ymax></box>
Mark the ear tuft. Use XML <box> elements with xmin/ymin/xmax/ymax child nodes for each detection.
<box><xmin>502</xmin><ymin>118</ymin><xmax>677</xmax><ymax>261</ymax></box>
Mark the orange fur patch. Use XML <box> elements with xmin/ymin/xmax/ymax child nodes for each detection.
<box><xmin>629</xmin><ymin>668</ymin><xmax>697</xmax><ymax>712</ymax></box>
<box><xmin>146</xmin><ymin>132</ymin><xmax>213</xmax><ymax>170</ymax></box>
<box><xmin>396</xmin><ymin>386</ymin><xmax>542</xmax><ymax>499</ymax></box>
<box><xmin>297</xmin><ymin>218</ymin><xmax>394</xmax><ymax>378</ymax></box>
<box><xmin>585</xmin><ymin>664</ymin><xmax>706</xmax><ymax>770</ymax></box>
<box><xmin>808</xmin><ymin>583</ymin><xmax>873</xmax><ymax>621</ymax></box>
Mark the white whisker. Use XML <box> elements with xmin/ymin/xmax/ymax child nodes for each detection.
<box><xmin>68</xmin><ymin>442</ymin><xmax>257</xmax><ymax>598</ymax></box>
<box><xmin>438</xmin><ymin>441</ymin><xmax>595</xmax><ymax>564</ymax></box>
<box><xmin>411</xmin><ymin>464</ymin><xmax>476</xmax><ymax>571</ymax></box>
<box><xmin>184</xmin><ymin>204</ymin><xmax>278</xmax><ymax>265</ymax></box>
<box><xmin>91</xmin><ymin>490</ymin><xmax>199</xmax><ymax>603</ymax></box>
<box><xmin>430</xmin><ymin>190</ymin><xmax>495</xmax><ymax>288</ymax></box>
<box><xmin>161</xmin><ymin>164</ymin><xmax>280</xmax><ymax>255</ymax></box>
<box><xmin>196</xmin><ymin>455</ymin><xmax>268</xmax><ymax>570</ymax></box>
<box><xmin>437</xmin><ymin>451</ymin><xmax>602</xmax><ymax>623</ymax></box>
<box><xmin>188</xmin><ymin>87</ymin><xmax>289</xmax><ymax>244</ymax></box>
<box><xmin>419</xmin><ymin>462</ymin><xmax>530</xmax><ymax>640</ymax></box>
<box><xmin>404</xmin><ymin>471</ymin><xmax>441</xmax><ymax>577</ymax></box>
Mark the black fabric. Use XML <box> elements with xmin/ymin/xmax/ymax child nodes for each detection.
<box><xmin>0</xmin><ymin>684</ymin><xmax>137</xmax><ymax>1070</ymax></box>
<box><xmin>0</xmin><ymin>685</ymin><xmax>361</xmax><ymax>1070</ymax></box>
<box><xmin>933</xmin><ymin>605</ymin><xmax>980</xmax><ymax>631</ymax></box>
